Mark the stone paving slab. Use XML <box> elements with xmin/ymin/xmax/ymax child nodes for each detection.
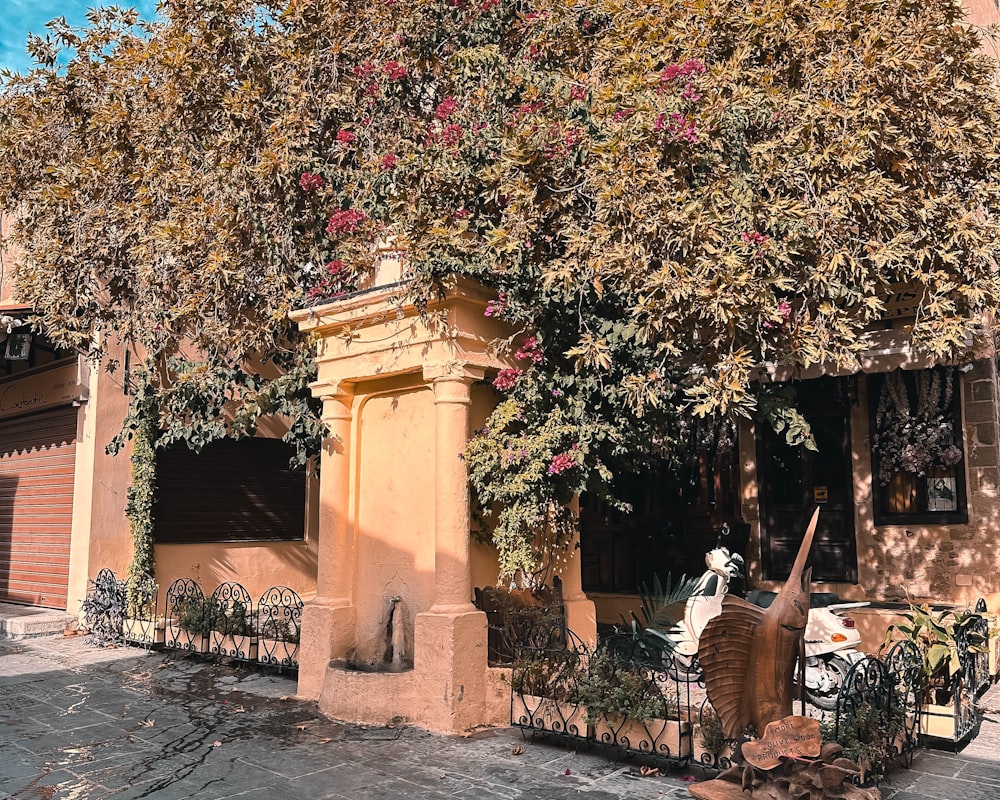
<box><xmin>0</xmin><ymin>635</ymin><xmax>999</xmax><ymax>798</ymax></box>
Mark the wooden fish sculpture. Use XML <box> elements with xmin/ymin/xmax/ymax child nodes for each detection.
<box><xmin>697</xmin><ymin>508</ymin><xmax>820</xmax><ymax>740</ymax></box>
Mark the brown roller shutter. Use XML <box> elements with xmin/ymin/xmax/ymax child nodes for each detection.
<box><xmin>0</xmin><ymin>405</ymin><xmax>78</xmax><ymax>608</ymax></box>
<box><xmin>155</xmin><ymin>437</ymin><xmax>306</xmax><ymax>543</ymax></box>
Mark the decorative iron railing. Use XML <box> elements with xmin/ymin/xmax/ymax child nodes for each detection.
<box><xmin>121</xmin><ymin>572</ymin><xmax>162</xmax><ymax>647</ymax></box>
<box><xmin>511</xmin><ymin>625</ymin><xmax>723</xmax><ymax>770</ymax></box>
<box><xmin>83</xmin><ymin>571</ymin><xmax>303</xmax><ymax>673</ymax></box>
<box><xmin>257</xmin><ymin>586</ymin><xmax>303</xmax><ymax>671</ymax></box>
<box><xmin>830</xmin><ymin>640</ymin><xmax>922</xmax><ymax>784</ymax></box>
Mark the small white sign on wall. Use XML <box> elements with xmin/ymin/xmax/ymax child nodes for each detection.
<box><xmin>927</xmin><ymin>474</ymin><xmax>957</xmax><ymax>512</ymax></box>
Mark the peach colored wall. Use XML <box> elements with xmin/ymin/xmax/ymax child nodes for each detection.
<box><xmin>964</xmin><ymin>0</ymin><xmax>1000</xmax><ymax>28</ymax></box>
<box><xmin>352</xmin><ymin>376</ymin><xmax>436</xmax><ymax>661</ymax></box>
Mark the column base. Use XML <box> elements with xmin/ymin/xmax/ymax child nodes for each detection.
<box><xmin>296</xmin><ymin>599</ymin><xmax>356</xmax><ymax>700</ymax></box>
<box><xmin>413</xmin><ymin>609</ymin><xmax>491</xmax><ymax>732</ymax></box>
<box><xmin>563</xmin><ymin>596</ymin><xmax>598</xmax><ymax>648</ymax></box>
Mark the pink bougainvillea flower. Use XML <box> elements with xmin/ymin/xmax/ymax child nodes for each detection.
<box><xmin>481</xmin><ymin>0</ymin><xmax>499</xmax><ymax>9</ymax></box>
<box><xmin>492</xmin><ymin>368</ymin><xmax>523</xmax><ymax>391</ymax></box>
<box><xmin>740</xmin><ymin>230</ymin><xmax>769</xmax><ymax>246</ymax></box>
<box><xmin>326</xmin><ymin>209</ymin><xmax>367</xmax><ymax>236</ymax></box>
<box><xmin>548</xmin><ymin>451</ymin><xmax>577</xmax><ymax>475</ymax></box>
<box><xmin>569</xmin><ymin>85</ymin><xmax>587</xmax><ymax>101</ymax></box>
<box><xmin>661</xmin><ymin>59</ymin><xmax>706</xmax><ymax>84</ymax></box>
<box><xmin>325</xmin><ymin>259</ymin><xmax>345</xmax><ymax>275</ymax></box>
<box><xmin>660</xmin><ymin>64</ymin><xmax>681</xmax><ymax>82</ymax></box>
<box><xmin>352</xmin><ymin>62</ymin><xmax>376</xmax><ymax>78</ymax></box>
<box><xmin>484</xmin><ymin>293</ymin><xmax>508</xmax><ymax>317</ymax></box>
<box><xmin>383</xmin><ymin>60</ymin><xmax>407</xmax><ymax>80</ymax></box>
<box><xmin>380</xmin><ymin>152</ymin><xmax>399</xmax><ymax>170</ymax></box>
<box><xmin>435</xmin><ymin>96</ymin><xmax>460</xmax><ymax>120</ymax></box>
<box><xmin>611</xmin><ymin>108</ymin><xmax>633</xmax><ymax>123</ymax></box>
<box><xmin>563</xmin><ymin>127</ymin><xmax>582</xmax><ymax>147</ymax></box>
<box><xmin>763</xmin><ymin>299</ymin><xmax>793</xmax><ymax>329</ymax></box>
<box><xmin>454</xmin><ymin>208</ymin><xmax>470</xmax><ymax>219</ymax></box>
<box><xmin>440</xmin><ymin>123</ymin><xmax>463</xmax><ymax>147</ymax></box>
<box><xmin>336</xmin><ymin>129</ymin><xmax>357</xmax><ymax>144</ymax></box>
<box><xmin>681</xmin><ymin>82</ymin><xmax>702</xmax><ymax>102</ymax></box>
<box><xmin>515</xmin><ymin>336</ymin><xmax>544</xmax><ymax>364</ymax></box>
<box><xmin>298</xmin><ymin>171</ymin><xmax>324</xmax><ymax>192</ymax></box>
<box><xmin>666</xmin><ymin>113</ymin><xmax>698</xmax><ymax>143</ymax></box>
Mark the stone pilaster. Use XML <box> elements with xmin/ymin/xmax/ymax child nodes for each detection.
<box><xmin>297</xmin><ymin>381</ymin><xmax>357</xmax><ymax>700</ymax></box>
<box><xmin>558</xmin><ymin>497</ymin><xmax>597</xmax><ymax>647</ymax></box>
<box><xmin>413</xmin><ymin>366</ymin><xmax>490</xmax><ymax>730</ymax></box>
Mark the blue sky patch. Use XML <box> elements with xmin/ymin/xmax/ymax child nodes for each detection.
<box><xmin>1</xmin><ymin>1</ymin><xmax>158</xmax><ymax>74</ymax></box>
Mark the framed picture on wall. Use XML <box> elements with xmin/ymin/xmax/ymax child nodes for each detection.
<box><xmin>4</xmin><ymin>333</ymin><xmax>30</xmax><ymax>360</ymax></box>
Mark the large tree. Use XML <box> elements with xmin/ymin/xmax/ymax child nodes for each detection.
<box><xmin>2</xmin><ymin>0</ymin><xmax>999</xmax><ymax>577</ymax></box>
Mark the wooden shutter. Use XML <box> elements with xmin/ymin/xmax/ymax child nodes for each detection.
<box><xmin>0</xmin><ymin>406</ymin><xmax>78</xmax><ymax>608</ymax></box>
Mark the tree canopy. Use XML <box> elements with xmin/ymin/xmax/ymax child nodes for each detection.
<box><xmin>2</xmin><ymin>0</ymin><xmax>999</xmax><ymax>577</ymax></box>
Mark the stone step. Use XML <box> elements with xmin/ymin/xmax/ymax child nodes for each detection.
<box><xmin>0</xmin><ymin>602</ymin><xmax>76</xmax><ymax>639</ymax></box>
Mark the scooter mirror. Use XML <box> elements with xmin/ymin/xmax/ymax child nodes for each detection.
<box><xmin>715</xmin><ymin>522</ymin><xmax>731</xmax><ymax>548</ymax></box>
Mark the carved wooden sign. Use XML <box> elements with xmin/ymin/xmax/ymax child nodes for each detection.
<box><xmin>742</xmin><ymin>715</ymin><xmax>822</xmax><ymax>770</ymax></box>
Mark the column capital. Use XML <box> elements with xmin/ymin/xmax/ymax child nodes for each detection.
<box><xmin>423</xmin><ymin>362</ymin><xmax>486</xmax><ymax>385</ymax></box>
<box><xmin>309</xmin><ymin>378</ymin><xmax>355</xmax><ymax>402</ymax></box>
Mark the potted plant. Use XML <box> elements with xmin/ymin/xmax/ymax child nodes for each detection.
<box><xmin>122</xmin><ymin>574</ymin><xmax>164</xmax><ymax>646</ymax></box>
<box><xmin>692</xmin><ymin>706</ymin><xmax>734</xmax><ymax>769</ymax></box>
<box><xmin>883</xmin><ymin>602</ymin><xmax>988</xmax><ymax>742</ymax></box>
<box><xmin>170</xmin><ymin>595</ymin><xmax>211</xmax><ymax>653</ymax></box>
<box><xmin>578</xmin><ymin>648</ymin><xmax>690</xmax><ymax>758</ymax></box>
<box><xmin>81</xmin><ymin>569</ymin><xmax>125</xmax><ymax>647</ymax></box>
<box><xmin>510</xmin><ymin>647</ymin><xmax>586</xmax><ymax>736</ymax></box>
<box><xmin>208</xmin><ymin>598</ymin><xmax>258</xmax><ymax>660</ymax></box>
<box><xmin>258</xmin><ymin>615</ymin><xmax>301</xmax><ymax>668</ymax></box>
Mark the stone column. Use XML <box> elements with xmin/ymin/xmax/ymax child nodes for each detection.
<box><xmin>297</xmin><ymin>380</ymin><xmax>357</xmax><ymax>700</ymax></box>
<box><xmin>414</xmin><ymin>366</ymin><xmax>490</xmax><ymax>730</ymax></box>
<box><xmin>558</xmin><ymin>497</ymin><xmax>598</xmax><ymax>647</ymax></box>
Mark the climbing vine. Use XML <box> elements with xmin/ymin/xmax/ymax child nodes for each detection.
<box><xmin>121</xmin><ymin>376</ymin><xmax>158</xmax><ymax>600</ymax></box>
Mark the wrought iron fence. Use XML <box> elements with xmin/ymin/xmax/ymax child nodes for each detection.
<box><xmin>257</xmin><ymin>586</ymin><xmax>303</xmax><ymax>671</ymax></box>
<box><xmin>122</xmin><ymin>572</ymin><xmax>162</xmax><ymax>647</ymax></box>
<box><xmin>511</xmin><ymin>625</ymin><xmax>729</xmax><ymax>770</ymax></box>
<box><xmin>84</xmin><ymin>570</ymin><xmax>303</xmax><ymax>672</ymax></box>
<box><xmin>830</xmin><ymin>640</ymin><xmax>922</xmax><ymax>784</ymax></box>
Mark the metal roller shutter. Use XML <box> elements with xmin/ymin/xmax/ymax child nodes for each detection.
<box><xmin>0</xmin><ymin>406</ymin><xmax>77</xmax><ymax>608</ymax></box>
<box><xmin>154</xmin><ymin>437</ymin><xmax>306</xmax><ymax>543</ymax></box>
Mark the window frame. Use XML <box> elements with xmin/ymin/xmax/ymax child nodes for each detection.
<box><xmin>868</xmin><ymin>369</ymin><xmax>968</xmax><ymax>527</ymax></box>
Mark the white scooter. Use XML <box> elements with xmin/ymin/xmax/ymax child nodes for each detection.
<box><xmin>663</xmin><ymin>544</ymin><xmax>745</xmax><ymax>681</ymax></box>
<box><xmin>652</xmin><ymin>540</ymin><xmax>867</xmax><ymax>710</ymax></box>
<box><xmin>745</xmin><ymin>588</ymin><xmax>868</xmax><ymax>710</ymax></box>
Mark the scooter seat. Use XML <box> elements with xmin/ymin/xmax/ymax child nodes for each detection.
<box><xmin>746</xmin><ymin>590</ymin><xmax>842</xmax><ymax>608</ymax></box>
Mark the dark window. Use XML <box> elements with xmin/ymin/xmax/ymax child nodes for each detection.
<box><xmin>579</xmin><ymin>437</ymin><xmax>747</xmax><ymax>595</ymax></box>
<box><xmin>869</xmin><ymin>367</ymin><xmax>967</xmax><ymax>525</ymax></box>
<box><xmin>154</xmin><ymin>438</ymin><xmax>306</xmax><ymax>543</ymax></box>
